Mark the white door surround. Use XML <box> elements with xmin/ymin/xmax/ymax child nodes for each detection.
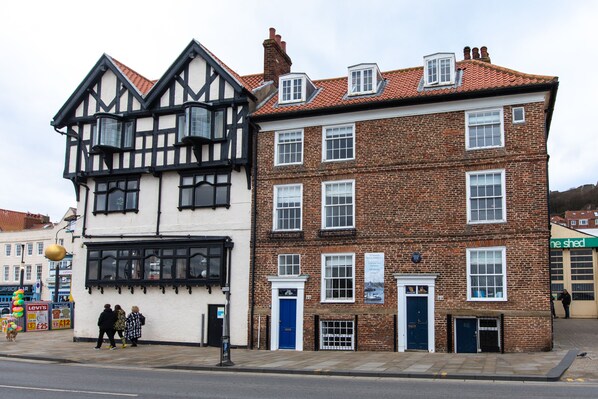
<box><xmin>394</xmin><ymin>273</ymin><xmax>438</xmax><ymax>352</ymax></box>
<box><xmin>267</xmin><ymin>275</ymin><xmax>309</xmax><ymax>351</ymax></box>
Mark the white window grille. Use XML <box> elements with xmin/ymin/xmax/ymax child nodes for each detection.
<box><xmin>274</xmin><ymin>184</ymin><xmax>302</xmax><ymax>231</ymax></box>
<box><xmin>323</xmin><ymin>125</ymin><xmax>355</xmax><ymax>161</ymax></box>
<box><xmin>322</xmin><ymin>180</ymin><xmax>354</xmax><ymax>229</ymax></box>
<box><xmin>320</xmin><ymin>320</ymin><xmax>354</xmax><ymax>350</ymax></box>
<box><xmin>322</xmin><ymin>254</ymin><xmax>354</xmax><ymax>302</ymax></box>
<box><xmin>278</xmin><ymin>254</ymin><xmax>300</xmax><ymax>276</ymax></box>
<box><xmin>466</xmin><ymin>109</ymin><xmax>504</xmax><ymax>149</ymax></box>
<box><xmin>467</xmin><ymin>247</ymin><xmax>507</xmax><ymax>301</ymax></box>
<box><xmin>275</xmin><ymin>130</ymin><xmax>303</xmax><ymax>165</ymax></box>
<box><xmin>467</xmin><ymin>170</ymin><xmax>506</xmax><ymax>223</ymax></box>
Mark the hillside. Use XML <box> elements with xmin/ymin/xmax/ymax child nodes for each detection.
<box><xmin>549</xmin><ymin>183</ymin><xmax>598</xmax><ymax>215</ymax></box>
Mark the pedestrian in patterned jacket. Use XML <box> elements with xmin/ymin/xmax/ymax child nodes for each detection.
<box><xmin>125</xmin><ymin>305</ymin><xmax>144</xmax><ymax>347</ymax></box>
<box><xmin>113</xmin><ymin>304</ymin><xmax>127</xmax><ymax>348</ymax></box>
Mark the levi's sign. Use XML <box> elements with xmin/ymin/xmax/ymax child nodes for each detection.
<box><xmin>550</xmin><ymin>238</ymin><xmax>598</xmax><ymax>249</ymax></box>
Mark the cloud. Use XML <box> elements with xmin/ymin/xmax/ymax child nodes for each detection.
<box><xmin>0</xmin><ymin>0</ymin><xmax>594</xmax><ymax>221</ymax></box>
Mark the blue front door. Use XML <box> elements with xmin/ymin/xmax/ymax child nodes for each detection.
<box><xmin>456</xmin><ymin>318</ymin><xmax>478</xmax><ymax>353</ymax></box>
<box><xmin>279</xmin><ymin>299</ymin><xmax>296</xmax><ymax>349</ymax></box>
<box><xmin>406</xmin><ymin>297</ymin><xmax>428</xmax><ymax>350</ymax></box>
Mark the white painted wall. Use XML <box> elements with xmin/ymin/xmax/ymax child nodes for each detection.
<box><xmin>71</xmin><ymin>170</ymin><xmax>251</xmax><ymax>346</ymax></box>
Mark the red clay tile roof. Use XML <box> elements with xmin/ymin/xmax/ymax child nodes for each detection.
<box><xmin>0</xmin><ymin>209</ymin><xmax>51</xmax><ymax>232</ymax></box>
<box><xmin>241</xmin><ymin>73</ymin><xmax>266</xmax><ymax>91</ymax></box>
<box><xmin>108</xmin><ymin>46</ymin><xmax>263</xmax><ymax>97</ymax></box>
<box><xmin>109</xmin><ymin>56</ymin><xmax>156</xmax><ymax>95</ymax></box>
<box><xmin>251</xmin><ymin>60</ymin><xmax>558</xmax><ymax>117</ymax></box>
<box><xmin>565</xmin><ymin>210</ymin><xmax>598</xmax><ymax>220</ymax></box>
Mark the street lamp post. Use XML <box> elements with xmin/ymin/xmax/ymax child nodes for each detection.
<box><xmin>45</xmin><ymin>214</ymin><xmax>78</xmax><ymax>303</ymax></box>
<box><xmin>19</xmin><ymin>244</ymin><xmax>25</xmax><ymax>290</ymax></box>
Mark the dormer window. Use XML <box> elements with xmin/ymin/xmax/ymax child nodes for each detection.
<box><xmin>423</xmin><ymin>53</ymin><xmax>456</xmax><ymax>87</ymax></box>
<box><xmin>92</xmin><ymin>115</ymin><xmax>134</xmax><ymax>150</ymax></box>
<box><xmin>279</xmin><ymin>73</ymin><xmax>316</xmax><ymax>104</ymax></box>
<box><xmin>348</xmin><ymin>64</ymin><xmax>381</xmax><ymax>96</ymax></box>
<box><xmin>178</xmin><ymin>103</ymin><xmax>226</xmax><ymax>144</ymax></box>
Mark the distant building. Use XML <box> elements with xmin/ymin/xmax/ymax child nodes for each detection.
<box><xmin>0</xmin><ymin>208</ymin><xmax>76</xmax><ymax>309</ymax></box>
<box><xmin>564</xmin><ymin>210</ymin><xmax>598</xmax><ymax>230</ymax></box>
<box><xmin>550</xmin><ymin>215</ymin><xmax>567</xmax><ymax>227</ymax></box>
<box><xmin>550</xmin><ymin>223</ymin><xmax>597</xmax><ymax>318</ymax></box>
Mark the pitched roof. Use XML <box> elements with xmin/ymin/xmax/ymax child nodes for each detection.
<box><xmin>565</xmin><ymin>210</ymin><xmax>598</xmax><ymax>219</ymax></box>
<box><xmin>109</xmin><ymin>56</ymin><xmax>156</xmax><ymax>95</ymax></box>
<box><xmin>251</xmin><ymin>60</ymin><xmax>558</xmax><ymax>118</ymax></box>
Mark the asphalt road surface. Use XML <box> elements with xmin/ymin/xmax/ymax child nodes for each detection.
<box><xmin>0</xmin><ymin>359</ymin><xmax>596</xmax><ymax>399</ymax></box>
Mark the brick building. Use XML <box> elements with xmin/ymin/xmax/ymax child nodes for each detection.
<box><xmin>250</xmin><ymin>34</ymin><xmax>559</xmax><ymax>353</ymax></box>
<box><xmin>564</xmin><ymin>210</ymin><xmax>598</xmax><ymax>230</ymax></box>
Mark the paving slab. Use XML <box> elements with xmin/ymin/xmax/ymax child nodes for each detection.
<box><xmin>0</xmin><ymin>319</ymin><xmax>592</xmax><ymax>382</ymax></box>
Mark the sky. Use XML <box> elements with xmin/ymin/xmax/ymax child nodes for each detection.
<box><xmin>1</xmin><ymin>0</ymin><xmax>596</xmax><ymax>222</ymax></box>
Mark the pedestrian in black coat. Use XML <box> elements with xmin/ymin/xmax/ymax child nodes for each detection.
<box><xmin>95</xmin><ymin>304</ymin><xmax>117</xmax><ymax>349</ymax></box>
<box><xmin>558</xmin><ymin>289</ymin><xmax>572</xmax><ymax>319</ymax></box>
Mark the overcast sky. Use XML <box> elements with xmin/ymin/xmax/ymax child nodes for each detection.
<box><xmin>1</xmin><ymin>0</ymin><xmax>595</xmax><ymax>222</ymax></box>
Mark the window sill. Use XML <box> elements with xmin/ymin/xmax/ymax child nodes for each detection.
<box><xmin>318</xmin><ymin>228</ymin><xmax>356</xmax><ymax>238</ymax></box>
<box><xmin>269</xmin><ymin>231</ymin><xmax>304</xmax><ymax>240</ymax></box>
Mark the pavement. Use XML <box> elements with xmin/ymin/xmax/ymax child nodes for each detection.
<box><xmin>0</xmin><ymin>318</ymin><xmax>596</xmax><ymax>382</ymax></box>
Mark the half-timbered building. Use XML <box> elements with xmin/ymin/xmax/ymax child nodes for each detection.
<box><xmin>52</xmin><ymin>40</ymin><xmax>264</xmax><ymax>346</ymax></box>
<box><xmin>250</xmin><ymin>42</ymin><xmax>559</xmax><ymax>353</ymax></box>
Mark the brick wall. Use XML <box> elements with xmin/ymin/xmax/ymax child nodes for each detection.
<box><xmin>251</xmin><ymin>101</ymin><xmax>551</xmax><ymax>352</ymax></box>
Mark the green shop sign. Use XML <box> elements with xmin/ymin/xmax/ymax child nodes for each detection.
<box><xmin>550</xmin><ymin>237</ymin><xmax>598</xmax><ymax>249</ymax></box>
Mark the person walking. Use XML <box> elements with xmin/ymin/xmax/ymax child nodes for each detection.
<box><xmin>550</xmin><ymin>295</ymin><xmax>557</xmax><ymax>318</ymax></box>
<box><xmin>113</xmin><ymin>304</ymin><xmax>127</xmax><ymax>348</ymax></box>
<box><xmin>95</xmin><ymin>304</ymin><xmax>117</xmax><ymax>350</ymax></box>
<box><xmin>125</xmin><ymin>305</ymin><xmax>144</xmax><ymax>347</ymax></box>
<box><xmin>558</xmin><ymin>289</ymin><xmax>572</xmax><ymax>319</ymax></box>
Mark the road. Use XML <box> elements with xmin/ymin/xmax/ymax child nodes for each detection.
<box><xmin>0</xmin><ymin>359</ymin><xmax>596</xmax><ymax>399</ymax></box>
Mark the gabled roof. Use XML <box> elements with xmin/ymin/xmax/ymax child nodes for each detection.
<box><xmin>251</xmin><ymin>59</ymin><xmax>558</xmax><ymax>119</ymax></box>
<box><xmin>52</xmin><ymin>40</ymin><xmax>262</xmax><ymax>129</ymax></box>
<box><xmin>52</xmin><ymin>54</ymin><xmax>148</xmax><ymax>128</ymax></box>
<box><xmin>144</xmin><ymin>40</ymin><xmax>258</xmax><ymax>105</ymax></box>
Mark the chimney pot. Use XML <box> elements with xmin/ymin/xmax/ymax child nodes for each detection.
<box><xmin>463</xmin><ymin>46</ymin><xmax>471</xmax><ymax>60</ymax></box>
<box><xmin>275</xmin><ymin>34</ymin><xmax>282</xmax><ymax>45</ymax></box>
<box><xmin>480</xmin><ymin>46</ymin><xmax>491</xmax><ymax>63</ymax></box>
<box><xmin>281</xmin><ymin>41</ymin><xmax>286</xmax><ymax>53</ymax></box>
<box><xmin>472</xmin><ymin>47</ymin><xmax>480</xmax><ymax>59</ymax></box>
<box><xmin>269</xmin><ymin>27</ymin><xmax>276</xmax><ymax>40</ymax></box>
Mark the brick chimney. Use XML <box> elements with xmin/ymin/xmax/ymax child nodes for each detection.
<box><xmin>263</xmin><ymin>27</ymin><xmax>292</xmax><ymax>87</ymax></box>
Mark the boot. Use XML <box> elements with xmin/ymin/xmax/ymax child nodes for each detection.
<box><xmin>121</xmin><ymin>337</ymin><xmax>127</xmax><ymax>348</ymax></box>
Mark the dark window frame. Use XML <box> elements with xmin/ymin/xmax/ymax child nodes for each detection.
<box><xmin>177</xmin><ymin>103</ymin><xmax>227</xmax><ymax>144</ymax></box>
<box><xmin>93</xmin><ymin>175</ymin><xmax>140</xmax><ymax>215</ymax></box>
<box><xmin>92</xmin><ymin>114</ymin><xmax>135</xmax><ymax>151</ymax></box>
<box><xmin>85</xmin><ymin>240</ymin><xmax>228</xmax><ymax>289</ymax></box>
<box><xmin>178</xmin><ymin>170</ymin><xmax>231</xmax><ymax>210</ymax></box>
